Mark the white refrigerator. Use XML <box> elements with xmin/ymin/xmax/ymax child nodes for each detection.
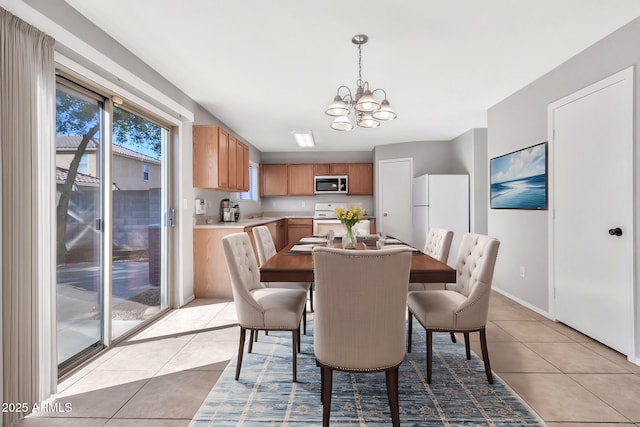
<box><xmin>412</xmin><ymin>174</ymin><xmax>470</xmax><ymax>266</ymax></box>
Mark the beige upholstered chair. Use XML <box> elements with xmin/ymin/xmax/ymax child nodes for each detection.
<box><xmin>253</xmin><ymin>225</ymin><xmax>313</xmax><ymax>320</ymax></box>
<box><xmin>222</xmin><ymin>232</ymin><xmax>307</xmax><ymax>382</ymax></box>
<box><xmin>313</xmin><ymin>247</ymin><xmax>412</xmax><ymax>427</ymax></box>
<box><xmin>408</xmin><ymin>228</ymin><xmax>453</xmax><ymax>291</ymax></box>
<box><xmin>407</xmin><ymin>233</ymin><xmax>500</xmax><ymax>384</ymax></box>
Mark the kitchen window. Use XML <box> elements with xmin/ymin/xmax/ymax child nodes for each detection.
<box><xmin>237</xmin><ymin>161</ymin><xmax>258</xmax><ymax>201</ymax></box>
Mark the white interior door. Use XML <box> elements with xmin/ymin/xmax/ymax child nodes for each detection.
<box><xmin>549</xmin><ymin>67</ymin><xmax>634</xmax><ymax>356</ymax></box>
<box><xmin>378</xmin><ymin>158</ymin><xmax>413</xmax><ymax>243</ymax></box>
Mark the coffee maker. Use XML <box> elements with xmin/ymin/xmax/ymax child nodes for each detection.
<box><xmin>220</xmin><ymin>198</ymin><xmax>240</xmax><ymax>222</ymax></box>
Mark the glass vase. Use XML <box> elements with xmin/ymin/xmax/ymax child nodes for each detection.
<box><xmin>342</xmin><ymin>225</ymin><xmax>357</xmax><ymax>249</ymax></box>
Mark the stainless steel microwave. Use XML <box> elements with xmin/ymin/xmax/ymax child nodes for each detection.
<box><xmin>314</xmin><ymin>176</ymin><xmax>348</xmax><ymax>194</ymax></box>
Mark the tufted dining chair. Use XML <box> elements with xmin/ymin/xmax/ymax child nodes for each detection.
<box><xmin>253</xmin><ymin>225</ymin><xmax>313</xmax><ymax>321</ymax></box>
<box><xmin>407</xmin><ymin>233</ymin><xmax>500</xmax><ymax>384</ymax></box>
<box><xmin>408</xmin><ymin>228</ymin><xmax>454</xmax><ymax>291</ymax></box>
<box><xmin>313</xmin><ymin>246</ymin><xmax>412</xmax><ymax>427</ymax></box>
<box><xmin>222</xmin><ymin>232</ymin><xmax>308</xmax><ymax>382</ymax></box>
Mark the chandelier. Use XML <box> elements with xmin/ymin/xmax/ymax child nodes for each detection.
<box><xmin>325</xmin><ymin>34</ymin><xmax>397</xmax><ymax>131</ymax></box>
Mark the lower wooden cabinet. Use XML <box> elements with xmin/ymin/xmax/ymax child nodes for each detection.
<box><xmin>286</xmin><ymin>218</ymin><xmax>313</xmax><ymax>245</ymax></box>
<box><xmin>194</xmin><ymin>219</ymin><xmax>285</xmax><ymax>298</ymax></box>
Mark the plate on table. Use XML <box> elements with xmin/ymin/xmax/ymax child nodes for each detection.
<box><xmin>298</xmin><ymin>237</ymin><xmax>327</xmax><ymax>244</ymax></box>
<box><xmin>289</xmin><ymin>244</ymin><xmax>317</xmax><ymax>253</ymax></box>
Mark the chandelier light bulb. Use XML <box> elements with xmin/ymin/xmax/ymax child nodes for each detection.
<box><xmin>357</xmin><ymin>112</ymin><xmax>380</xmax><ymax>128</ymax></box>
<box><xmin>325</xmin><ymin>95</ymin><xmax>350</xmax><ymax>116</ymax></box>
<box><xmin>372</xmin><ymin>99</ymin><xmax>397</xmax><ymax>120</ymax></box>
<box><xmin>355</xmin><ymin>90</ymin><xmax>380</xmax><ymax>112</ymax></box>
<box><xmin>331</xmin><ymin>115</ymin><xmax>353</xmax><ymax>131</ymax></box>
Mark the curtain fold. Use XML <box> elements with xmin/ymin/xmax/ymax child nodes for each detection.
<box><xmin>0</xmin><ymin>7</ymin><xmax>56</xmax><ymax>427</ymax></box>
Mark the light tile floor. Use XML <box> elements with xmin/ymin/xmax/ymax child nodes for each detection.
<box><xmin>17</xmin><ymin>292</ymin><xmax>640</xmax><ymax>426</ymax></box>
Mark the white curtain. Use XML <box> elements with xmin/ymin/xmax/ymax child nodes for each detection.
<box><xmin>0</xmin><ymin>8</ymin><xmax>56</xmax><ymax>427</ymax></box>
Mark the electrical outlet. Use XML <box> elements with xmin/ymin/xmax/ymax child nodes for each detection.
<box><xmin>301</xmin><ymin>201</ymin><xmax>306</xmax><ymax>208</ymax></box>
<box><xmin>272</xmin><ymin>201</ymin><xmax>277</xmax><ymax>207</ymax></box>
<box><xmin>519</xmin><ymin>266</ymin><xmax>525</xmax><ymax>278</ymax></box>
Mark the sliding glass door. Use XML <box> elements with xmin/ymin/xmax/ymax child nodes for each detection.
<box><xmin>110</xmin><ymin>105</ymin><xmax>170</xmax><ymax>339</ymax></box>
<box><xmin>55</xmin><ymin>81</ymin><xmax>105</xmax><ymax>368</ymax></box>
<box><xmin>56</xmin><ymin>77</ymin><xmax>172</xmax><ymax>373</ymax></box>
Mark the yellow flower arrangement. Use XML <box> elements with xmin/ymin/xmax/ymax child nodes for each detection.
<box><xmin>334</xmin><ymin>205</ymin><xmax>365</xmax><ymax>228</ymax></box>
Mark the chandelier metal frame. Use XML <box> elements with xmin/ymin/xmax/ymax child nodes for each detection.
<box><xmin>325</xmin><ymin>34</ymin><xmax>397</xmax><ymax>131</ymax></box>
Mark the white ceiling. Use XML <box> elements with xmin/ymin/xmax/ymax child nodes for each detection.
<box><xmin>64</xmin><ymin>0</ymin><xmax>640</xmax><ymax>152</ymax></box>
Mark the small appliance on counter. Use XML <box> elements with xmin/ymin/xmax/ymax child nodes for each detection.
<box><xmin>220</xmin><ymin>198</ymin><xmax>240</xmax><ymax>222</ymax></box>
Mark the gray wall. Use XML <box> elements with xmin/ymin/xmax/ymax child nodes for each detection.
<box><xmin>451</xmin><ymin>129</ymin><xmax>488</xmax><ymax>234</ymax></box>
<box><xmin>374</xmin><ymin>140</ymin><xmax>454</xmax><ymax>176</ymax></box>
<box><xmin>487</xmin><ymin>16</ymin><xmax>640</xmax><ymax>358</ymax></box>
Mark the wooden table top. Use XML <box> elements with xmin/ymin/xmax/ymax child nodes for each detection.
<box><xmin>259</xmin><ymin>239</ymin><xmax>456</xmax><ymax>284</ymax></box>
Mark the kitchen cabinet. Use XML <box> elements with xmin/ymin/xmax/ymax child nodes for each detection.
<box><xmin>240</xmin><ymin>143</ymin><xmax>249</xmax><ymax>191</ymax></box>
<box><xmin>193</xmin><ymin>125</ymin><xmax>249</xmax><ymax>191</ymax></box>
<box><xmin>286</xmin><ymin>218</ymin><xmax>313</xmax><ymax>245</ymax></box>
<box><xmin>228</xmin><ymin>135</ymin><xmax>237</xmax><ymax>190</ymax></box>
<box><xmin>260</xmin><ymin>164</ymin><xmax>288</xmax><ymax>196</ymax></box>
<box><xmin>260</xmin><ymin>162</ymin><xmax>373</xmax><ymax>196</ymax></box>
<box><xmin>194</xmin><ymin>219</ymin><xmax>285</xmax><ymax>298</ymax></box>
<box><xmin>194</xmin><ymin>228</ymin><xmax>234</xmax><ymax>298</ymax></box>
<box><xmin>314</xmin><ymin>163</ymin><xmax>349</xmax><ymax>176</ymax></box>
<box><xmin>287</xmin><ymin>164</ymin><xmax>315</xmax><ymax>196</ymax></box>
<box><xmin>348</xmin><ymin>163</ymin><xmax>373</xmax><ymax>195</ymax></box>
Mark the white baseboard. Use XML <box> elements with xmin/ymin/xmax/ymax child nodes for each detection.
<box><xmin>492</xmin><ymin>287</ymin><xmax>553</xmax><ymax>320</ymax></box>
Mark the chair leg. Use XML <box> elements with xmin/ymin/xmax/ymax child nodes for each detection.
<box><xmin>464</xmin><ymin>332</ymin><xmax>471</xmax><ymax>360</ymax></box>
<box><xmin>303</xmin><ymin>304</ymin><xmax>307</xmax><ymax>335</ymax></box>
<box><xmin>297</xmin><ymin>324</ymin><xmax>301</xmax><ymax>353</ymax></box>
<box><xmin>309</xmin><ymin>284</ymin><xmax>314</xmax><ymax>312</ymax></box>
<box><xmin>321</xmin><ymin>367</ymin><xmax>333</xmax><ymax>427</ymax></box>
<box><xmin>317</xmin><ymin>361</ymin><xmax>323</xmax><ymax>403</ymax></box>
<box><xmin>385</xmin><ymin>367</ymin><xmax>401</xmax><ymax>427</ymax></box>
<box><xmin>426</xmin><ymin>330</ymin><xmax>433</xmax><ymax>384</ymax></box>
<box><xmin>479</xmin><ymin>328</ymin><xmax>494</xmax><ymax>384</ymax></box>
<box><xmin>450</xmin><ymin>332</ymin><xmax>457</xmax><ymax>343</ymax></box>
<box><xmin>248</xmin><ymin>329</ymin><xmax>255</xmax><ymax>353</ymax></box>
<box><xmin>407</xmin><ymin>309</ymin><xmax>413</xmax><ymax>353</ymax></box>
<box><xmin>292</xmin><ymin>329</ymin><xmax>298</xmax><ymax>382</ymax></box>
<box><xmin>235</xmin><ymin>327</ymin><xmax>246</xmax><ymax>380</ymax></box>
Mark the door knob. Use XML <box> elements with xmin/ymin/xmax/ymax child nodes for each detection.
<box><xmin>608</xmin><ymin>227</ymin><xmax>623</xmax><ymax>236</ymax></box>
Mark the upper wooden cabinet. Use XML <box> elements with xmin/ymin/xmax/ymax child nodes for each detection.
<box><xmin>260</xmin><ymin>164</ymin><xmax>288</xmax><ymax>196</ymax></box>
<box><xmin>313</xmin><ymin>163</ymin><xmax>349</xmax><ymax>176</ymax></box>
<box><xmin>287</xmin><ymin>164</ymin><xmax>315</xmax><ymax>196</ymax></box>
<box><xmin>193</xmin><ymin>125</ymin><xmax>249</xmax><ymax>191</ymax></box>
<box><xmin>228</xmin><ymin>135</ymin><xmax>237</xmax><ymax>190</ymax></box>
<box><xmin>348</xmin><ymin>163</ymin><xmax>374</xmax><ymax>195</ymax></box>
<box><xmin>260</xmin><ymin>162</ymin><xmax>373</xmax><ymax>196</ymax></box>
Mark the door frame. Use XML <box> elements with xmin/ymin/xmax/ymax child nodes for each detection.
<box><xmin>547</xmin><ymin>66</ymin><xmax>635</xmax><ymax>360</ymax></box>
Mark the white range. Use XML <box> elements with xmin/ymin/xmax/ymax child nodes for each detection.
<box><xmin>312</xmin><ymin>202</ymin><xmax>370</xmax><ymax>236</ymax></box>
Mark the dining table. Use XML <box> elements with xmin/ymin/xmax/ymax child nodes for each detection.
<box><xmin>259</xmin><ymin>236</ymin><xmax>456</xmax><ymax>284</ymax></box>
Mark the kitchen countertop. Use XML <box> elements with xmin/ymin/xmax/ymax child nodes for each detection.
<box><xmin>193</xmin><ymin>212</ymin><xmax>375</xmax><ymax>229</ymax></box>
<box><xmin>193</xmin><ymin>212</ymin><xmax>313</xmax><ymax>229</ymax></box>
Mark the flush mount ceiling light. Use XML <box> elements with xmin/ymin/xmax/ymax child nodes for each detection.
<box><xmin>325</xmin><ymin>34</ymin><xmax>397</xmax><ymax>131</ymax></box>
<box><xmin>291</xmin><ymin>129</ymin><xmax>316</xmax><ymax>148</ymax></box>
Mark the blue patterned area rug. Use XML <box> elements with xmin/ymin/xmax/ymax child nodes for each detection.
<box><xmin>190</xmin><ymin>320</ymin><xmax>544</xmax><ymax>426</ymax></box>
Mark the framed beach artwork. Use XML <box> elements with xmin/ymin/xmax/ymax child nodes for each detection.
<box><xmin>490</xmin><ymin>142</ymin><xmax>548</xmax><ymax>210</ymax></box>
